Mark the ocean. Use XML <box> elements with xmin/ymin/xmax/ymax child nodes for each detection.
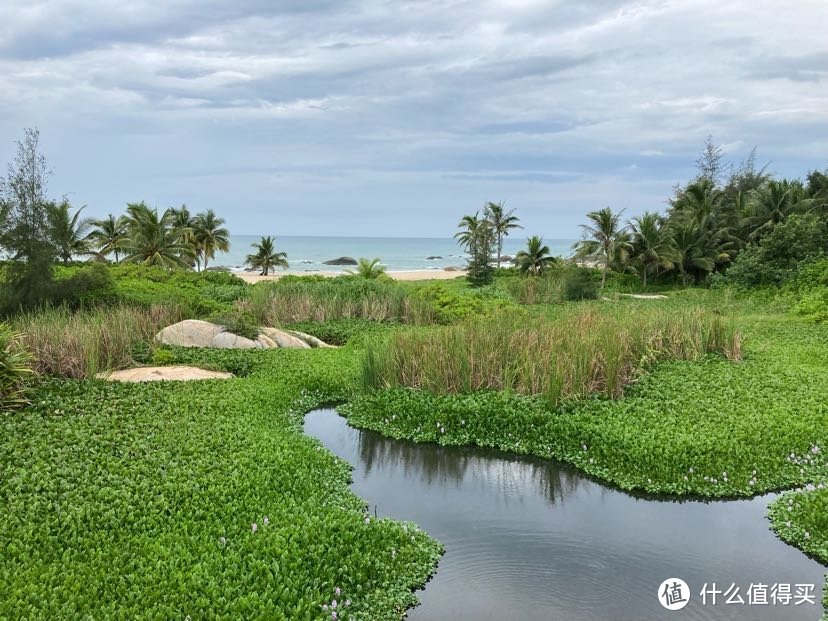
<box><xmin>214</xmin><ymin>235</ymin><xmax>577</xmax><ymax>273</ymax></box>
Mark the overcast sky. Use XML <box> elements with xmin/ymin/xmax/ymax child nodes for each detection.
<box><xmin>1</xmin><ymin>0</ymin><xmax>826</xmax><ymax>238</ymax></box>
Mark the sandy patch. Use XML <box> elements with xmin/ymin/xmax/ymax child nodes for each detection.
<box><xmin>97</xmin><ymin>366</ymin><xmax>234</xmax><ymax>382</ymax></box>
<box><xmin>619</xmin><ymin>293</ymin><xmax>668</xmax><ymax>300</ymax></box>
<box><xmin>236</xmin><ymin>269</ymin><xmax>466</xmax><ymax>284</ymax></box>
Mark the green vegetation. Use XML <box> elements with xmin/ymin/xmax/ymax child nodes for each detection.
<box><xmin>0</xmin><ymin>323</ymin><xmax>33</xmax><ymax>409</ymax></box>
<box><xmin>12</xmin><ymin>304</ymin><xmax>182</xmax><ymax>379</ymax></box>
<box><xmin>0</xmin><ymin>348</ymin><xmax>441</xmax><ymax>619</ymax></box>
<box><xmin>362</xmin><ymin>306</ymin><xmax>740</xmax><ymax>406</ymax></box>
<box><xmin>515</xmin><ymin>235</ymin><xmax>557</xmax><ymax>276</ymax></box>
<box><xmin>242</xmin><ymin>277</ymin><xmax>436</xmax><ymax>325</ymax></box>
<box><xmin>347</xmin><ymin>257</ymin><xmax>386</xmax><ymax>279</ymax></box>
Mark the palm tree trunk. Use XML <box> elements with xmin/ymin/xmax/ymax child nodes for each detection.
<box><xmin>601</xmin><ymin>264</ymin><xmax>607</xmax><ymax>289</ymax></box>
<box><xmin>497</xmin><ymin>235</ymin><xmax>502</xmax><ymax>269</ymax></box>
<box><xmin>642</xmin><ymin>268</ymin><xmax>647</xmax><ymax>288</ymax></box>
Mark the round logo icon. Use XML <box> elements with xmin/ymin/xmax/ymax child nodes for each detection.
<box><xmin>658</xmin><ymin>578</ymin><xmax>690</xmax><ymax>611</ymax></box>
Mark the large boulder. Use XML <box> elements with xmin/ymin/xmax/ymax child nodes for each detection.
<box><xmin>260</xmin><ymin>327</ymin><xmax>311</xmax><ymax>349</ymax></box>
<box><xmin>156</xmin><ymin>320</ymin><xmax>225</xmax><ymax>348</ymax></box>
<box><xmin>155</xmin><ymin>320</ymin><xmax>335</xmax><ymax>350</ymax></box>
<box><xmin>98</xmin><ymin>366</ymin><xmax>234</xmax><ymax>382</ymax></box>
<box><xmin>323</xmin><ymin>256</ymin><xmax>358</xmax><ymax>265</ymax></box>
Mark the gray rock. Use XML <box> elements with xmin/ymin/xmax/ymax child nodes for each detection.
<box><xmin>323</xmin><ymin>256</ymin><xmax>358</xmax><ymax>265</ymax></box>
<box><xmin>426</xmin><ymin>255</ymin><xmax>443</xmax><ymax>260</ymax></box>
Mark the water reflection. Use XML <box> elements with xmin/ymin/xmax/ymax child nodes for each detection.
<box><xmin>354</xmin><ymin>430</ymin><xmax>585</xmax><ymax>506</ymax></box>
<box><xmin>305</xmin><ymin>409</ymin><xmax>826</xmax><ymax>621</ymax></box>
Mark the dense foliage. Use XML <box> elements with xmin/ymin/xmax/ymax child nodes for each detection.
<box><xmin>0</xmin><ymin>323</ymin><xmax>33</xmax><ymax>409</ymax></box>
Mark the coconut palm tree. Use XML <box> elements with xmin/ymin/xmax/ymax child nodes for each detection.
<box><xmin>485</xmin><ymin>201</ymin><xmax>522</xmax><ymax>268</ymax></box>
<box><xmin>88</xmin><ymin>213</ymin><xmax>128</xmax><ymax>262</ymax></box>
<box><xmin>572</xmin><ymin>207</ymin><xmax>631</xmax><ymax>288</ymax></box>
<box><xmin>192</xmin><ymin>210</ymin><xmax>230</xmax><ymax>271</ymax></box>
<box><xmin>454</xmin><ymin>212</ymin><xmax>495</xmax><ymax>285</ymax></box>
<box><xmin>119</xmin><ymin>202</ymin><xmax>194</xmax><ymax>269</ymax></box>
<box><xmin>630</xmin><ymin>212</ymin><xmax>676</xmax><ymax>287</ymax></box>
<box><xmin>245</xmin><ymin>236</ymin><xmax>288</xmax><ymax>276</ymax></box>
<box><xmin>744</xmin><ymin>179</ymin><xmax>814</xmax><ymax>242</ymax></box>
<box><xmin>46</xmin><ymin>200</ymin><xmax>93</xmax><ymax>264</ymax></box>
<box><xmin>348</xmin><ymin>257</ymin><xmax>385</xmax><ymax>279</ymax></box>
<box><xmin>515</xmin><ymin>236</ymin><xmax>557</xmax><ymax>276</ymax></box>
<box><xmin>169</xmin><ymin>204</ymin><xmax>197</xmax><ymax>267</ymax></box>
<box><xmin>670</xmin><ymin>216</ymin><xmax>733</xmax><ymax>285</ymax></box>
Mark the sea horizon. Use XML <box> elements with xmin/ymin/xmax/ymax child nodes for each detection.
<box><xmin>215</xmin><ymin>234</ymin><xmax>578</xmax><ymax>273</ymax></box>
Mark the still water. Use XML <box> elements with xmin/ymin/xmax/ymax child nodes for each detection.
<box><xmin>304</xmin><ymin>409</ymin><xmax>826</xmax><ymax>621</ymax></box>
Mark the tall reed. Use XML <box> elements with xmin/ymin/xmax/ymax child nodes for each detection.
<box><xmin>242</xmin><ymin>279</ymin><xmax>436</xmax><ymax>325</ymax></box>
<box><xmin>12</xmin><ymin>305</ymin><xmax>183</xmax><ymax>379</ymax></box>
<box><xmin>362</xmin><ymin>307</ymin><xmax>741</xmax><ymax>405</ymax></box>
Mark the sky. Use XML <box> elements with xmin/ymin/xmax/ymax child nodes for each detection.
<box><xmin>1</xmin><ymin>0</ymin><xmax>827</xmax><ymax>238</ymax></box>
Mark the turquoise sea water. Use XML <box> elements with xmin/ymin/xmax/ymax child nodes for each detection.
<box><xmin>215</xmin><ymin>235</ymin><xmax>577</xmax><ymax>273</ymax></box>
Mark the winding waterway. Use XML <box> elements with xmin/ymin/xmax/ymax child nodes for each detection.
<box><xmin>304</xmin><ymin>408</ymin><xmax>826</xmax><ymax>620</ymax></box>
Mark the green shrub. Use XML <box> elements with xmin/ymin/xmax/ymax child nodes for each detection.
<box><xmin>563</xmin><ymin>267</ymin><xmax>599</xmax><ymax>300</ymax></box>
<box><xmin>286</xmin><ymin>318</ymin><xmax>390</xmax><ymax>346</ymax></box>
<box><xmin>0</xmin><ymin>323</ymin><xmax>34</xmax><ymax>409</ymax></box>
<box><xmin>725</xmin><ymin>214</ymin><xmax>828</xmax><ymax>287</ymax></box>
<box><xmin>210</xmin><ymin>309</ymin><xmax>260</xmax><ymax>340</ymax></box>
<box><xmin>149</xmin><ymin>348</ymin><xmax>176</xmax><ymax>366</ymax></box>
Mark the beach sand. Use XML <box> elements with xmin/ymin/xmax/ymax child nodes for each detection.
<box><xmin>236</xmin><ymin>269</ymin><xmax>466</xmax><ymax>284</ymax></box>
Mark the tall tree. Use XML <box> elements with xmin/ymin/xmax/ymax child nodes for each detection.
<box><xmin>88</xmin><ymin>214</ymin><xmax>128</xmax><ymax>262</ymax></box>
<box><xmin>245</xmin><ymin>236</ymin><xmax>288</xmax><ymax>276</ymax></box>
<box><xmin>119</xmin><ymin>202</ymin><xmax>194</xmax><ymax>269</ymax></box>
<box><xmin>47</xmin><ymin>200</ymin><xmax>93</xmax><ymax>264</ymax></box>
<box><xmin>515</xmin><ymin>235</ymin><xmax>556</xmax><ymax>276</ymax></box>
<box><xmin>484</xmin><ymin>202</ymin><xmax>522</xmax><ymax>268</ymax></box>
<box><xmin>192</xmin><ymin>209</ymin><xmax>230</xmax><ymax>271</ymax></box>
<box><xmin>695</xmin><ymin>135</ymin><xmax>725</xmax><ymax>185</ymax></box>
<box><xmin>455</xmin><ymin>211</ymin><xmax>495</xmax><ymax>286</ymax></box>
<box><xmin>744</xmin><ymin>179</ymin><xmax>814</xmax><ymax>242</ymax></box>
<box><xmin>0</xmin><ymin>128</ymin><xmax>58</xmax><ymax>309</ymax></box>
<box><xmin>572</xmin><ymin>207</ymin><xmax>630</xmax><ymax>288</ymax></box>
<box><xmin>630</xmin><ymin>212</ymin><xmax>676</xmax><ymax>287</ymax></box>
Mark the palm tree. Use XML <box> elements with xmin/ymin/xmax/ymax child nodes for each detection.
<box><xmin>515</xmin><ymin>236</ymin><xmax>557</xmax><ymax>276</ymax></box>
<box><xmin>119</xmin><ymin>202</ymin><xmax>195</xmax><ymax>269</ymax></box>
<box><xmin>629</xmin><ymin>212</ymin><xmax>675</xmax><ymax>287</ymax></box>
<box><xmin>192</xmin><ymin>210</ymin><xmax>230</xmax><ymax>271</ymax></box>
<box><xmin>454</xmin><ymin>212</ymin><xmax>495</xmax><ymax>285</ymax></box>
<box><xmin>348</xmin><ymin>257</ymin><xmax>385</xmax><ymax>279</ymax></box>
<box><xmin>46</xmin><ymin>200</ymin><xmax>93</xmax><ymax>264</ymax></box>
<box><xmin>485</xmin><ymin>201</ymin><xmax>522</xmax><ymax>268</ymax></box>
<box><xmin>245</xmin><ymin>236</ymin><xmax>288</xmax><ymax>276</ymax></box>
<box><xmin>88</xmin><ymin>214</ymin><xmax>128</xmax><ymax>262</ymax></box>
<box><xmin>170</xmin><ymin>204</ymin><xmax>197</xmax><ymax>267</ymax></box>
<box><xmin>670</xmin><ymin>216</ymin><xmax>733</xmax><ymax>285</ymax></box>
<box><xmin>744</xmin><ymin>180</ymin><xmax>814</xmax><ymax>242</ymax></box>
<box><xmin>572</xmin><ymin>207</ymin><xmax>631</xmax><ymax>288</ymax></box>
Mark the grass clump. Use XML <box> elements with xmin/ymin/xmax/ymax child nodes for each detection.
<box><xmin>363</xmin><ymin>307</ymin><xmax>741</xmax><ymax>406</ymax></box>
<box><xmin>11</xmin><ymin>305</ymin><xmax>182</xmax><ymax>378</ymax></box>
<box><xmin>0</xmin><ymin>323</ymin><xmax>34</xmax><ymax>409</ymax></box>
<box><xmin>243</xmin><ymin>277</ymin><xmax>436</xmax><ymax>325</ymax></box>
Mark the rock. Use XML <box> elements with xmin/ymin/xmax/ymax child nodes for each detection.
<box><xmin>256</xmin><ymin>334</ymin><xmax>278</xmax><ymax>349</ymax></box>
<box><xmin>206</xmin><ymin>266</ymin><xmax>231</xmax><ymax>272</ymax></box>
<box><xmin>212</xmin><ymin>331</ymin><xmax>262</xmax><ymax>349</ymax></box>
<box><xmin>156</xmin><ymin>320</ymin><xmax>225</xmax><ymax>348</ymax></box>
<box><xmin>444</xmin><ymin>266</ymin><xmax>462</xmax><ymax>272</ymax></box>
<box><xmin>259</xmin><ymin>327</ymin><xmax>312</xmax><ymax>349</ymax></box>
<box><xmin>426</xmin><ymin>256</ymin><xmax>443</xmax><ymax>260</ymax></box>
<box><xmin>285</xmin><ymin>329</ymin><xmax>337</xmax><ymax>348</ymax></box>
<box><xmin>500</xmin><ymin>255</ymin><xmax>513</xmax><ymax>262</ymax></box>
<box><xmin>97</xmin><ymin>366</ymin><xmax>234</xmax><ymax>382</ymax></box>
<box><xmin>323</xmin><ymin>256</ymin><xmax>358</xmax><ymax>265</ymax></box>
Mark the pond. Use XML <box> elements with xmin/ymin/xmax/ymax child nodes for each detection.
<box><xmin>304</xmin><ymin>409</ymin><xmax>826</xmax><ymax>620</ymax></box>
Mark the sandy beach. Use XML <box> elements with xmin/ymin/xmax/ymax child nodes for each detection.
<box><xmin>236</xmin><ymin>268</ymin><xmax>466</xmax><ymax>284</ymax></box>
